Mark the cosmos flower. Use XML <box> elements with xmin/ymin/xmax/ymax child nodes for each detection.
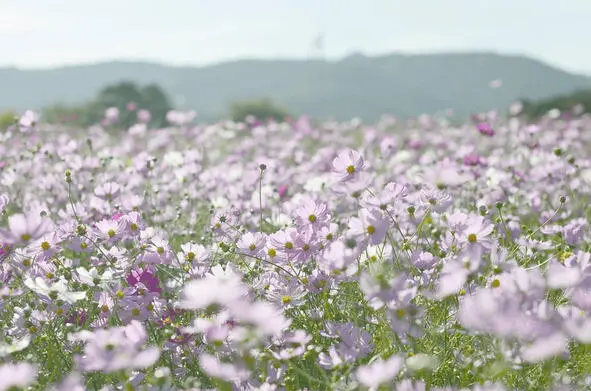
<box><xmin>348</xmin><ymin>208</ymin><xmax>389</xmax><ymax>246</ymax></box>
<box><xmin>177</xmin><ymin>273</ymin><xmax>246</xmax><ymax>310</ymax></box>
<box><xmin>0</xmin><ymin>194</ymin><xmax>8</xmax><ymax>214</ymax></box>
<box><xmin>332</xmin><ymin>149</ymin><xmax>365</xmax><ymax>182</ymax></box>
<box><xmin>18</xmin><ymin>110</ymin><xmax>39</xmax><ymax>132</ymax></box>
<box><xmin>356</xmin><ymin>355</ymin><xmax>404</xmax><ymax>390</ymax></box>
<box><xmin>94</xmin><ymin>182</ymin><xmax>121</xmax><ymax>201</ymax></box>
<box><xmin>477</xmin><ymin>122</ymin><xmax>495</xmax><ymax>136</ymax></box>
<box><xmin>0</xmin><ymin>362</ymin><xmax>37</xmax><ymax>390</ymax></box>
<box><xmin>198</xmin><ymin>353</ymin><xmax>250</xmax><ymax>383</ymax></box>
<box><xmin>236</xmin><ymin>232</ymin><xmax>267</xmax><ymax>258</ymax></box>
<box><xmin>73</xmin><ymin>320</ymin><xmax>160</xmax><ymax>372</ymax></box>
<box><xmin>294</xmin><ymin>199</ymin><xmax>330</xmax><ymax>228</ymax></box>
<box><xmin>24</xmin><ymin>277</ymin><xmax>86</xmax><ymax>304</ymax></box>
<box><xmin>104</xmin><ymin>107</ymin><xmax>119</xmax><ymax>123</ymax></box>
<box><xmin>137</xmin><ymin>109</ymin><xmax>152</xmax><ymax>123</ymax></box>
<box><xmin>0</xmin><ymin>212</ymin><xmax>53</xmax><ymax>245</ymax></box>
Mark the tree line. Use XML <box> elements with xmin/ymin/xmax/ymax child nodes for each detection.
<box><xmin>0</xmin><ymin>82</ymin><xmax>293</xmax><ymax>131</ymax></box>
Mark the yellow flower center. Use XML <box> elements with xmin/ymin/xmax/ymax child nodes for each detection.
<box><xmin>284</xmin><ymin>242</ymin><xmax>293</xmax><ymax>250</ymax></box>
<box><xmin>367</xmin><ymin>225</ymin><xmax>376</xmax><ymax>235</ymax></box>
<box><xmin>467</xmin><ymin>233</ymin><xmax>477</xmax><ymax>243</ymax></box>
<box><xmin>41</xmin><ymin>241</ymin><xmax>50</xmax><ymax>251</ymax></box>
<box><xmin>107</xmin><ymin>229</ymin><xmax>116</xmax><ymax>238</ymax></box>
<box><xmin>21</xmin><ymin>234</ymin><xmax>31</xmax><ymax>242</ymax></box>
<box><xmin>346</xmin><ymin>165</ymin><xmax>356</xmax><ymax>174</ymax></box>
<box><xmin>248</xmin><ymin>244</ymin><xmax>256</xmax><ymax>251</ymax></box>
<box><xmin>268</xmin><ymin>248</ymin><xmax>276</xmax><ymax>258</ymax></box>
<box><xmin>281</xmin><ymin>296</ymin><xmax>292</xmax><ymax>304</ymax></box>
<box><xmin>308</xmin><ymin>214</ymin><xmax>317</xmax><ymax>223</ymax></box>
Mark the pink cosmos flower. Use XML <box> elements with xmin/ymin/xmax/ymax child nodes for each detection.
<box><xmin>94</xmin><ymin>182</ymin><xmax>121</xmax><ymax>201</ymax></box>
<box><xmin>0</xmin><ymin>194</ymin><xmax>8</xmax><ymax>214</ymax></box>
<box><xmin>0</xmin><ymin>362</ymin><xmax>37</xmax><ymax>390</ymax></box>
<box><xmin>332</xmin><ymin>149</ymin><xmax>365</xmax><ymax>182</ymax></box>
<box><xmin>93</xmin><ymin>218</ymin><xmax>124</xmax><ymax>244</ymax></box>
<box><xmin>137</xmin><ymin>109</ymin><xmax>151</xmax><ymax>124</ymax></box>
<box><xmin>73</xmin><ymin>320</ymin><xmax>160</xmax><ymax>373</ymax></box>
<box><xmin>0</xmin><ymin>212</ymin><xmax>53</xmax><ymax>245</ymax></box>
<box><xmin>199</xmin><ymin>353</ymin><xmax>250</xmax><ymax>383</ymax></box>
<box><xmin>236</xmin><ymin>231</ymin><xmax>267</xmax><ymax>258</ymax></box>
<box><xmin>104</xmin><ymin>107</ymin><xmax>119</xmax><ymax>123</ymax></box>
<box><xmin>356</xmin><ymin>355</ymin><xmax>404</xmax><ymax>390</ymax></box>
<box><xmin>348</xmin><ymin>208</ymin><xmax>389</xmax><ymax>246</ymax></box>
<box><xmin>18</xmin><ymin>110</ymin><xmax>39</xmax><ymax>132</ymax></box>
<box><xmin>294</xmin><ymin>199</ymin><xmax>329</xmax><ymax>228</ymax></box>
<box><xmin>380</xmin><ymin>137</ymin><xmax>396</xmax><ymax>155</ymax></box>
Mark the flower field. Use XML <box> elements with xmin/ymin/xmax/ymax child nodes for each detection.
<box><xmin>1</xmin><ymin>106</ymin><xmax>591</xmax><ymax>390</ymax></box>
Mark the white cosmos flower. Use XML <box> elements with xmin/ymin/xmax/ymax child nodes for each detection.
<box><xmin>24</xmin><ymin>277</ymin><xmax>86</xmax><ymax>304</ymax></box>
<box><xmin>76</xmin><ymin>267</ymin><xmax>115</xmax><ymax>288</ymax></box>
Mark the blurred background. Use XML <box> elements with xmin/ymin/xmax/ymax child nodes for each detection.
<box><xmin>1</xmin><ymin>0</ymin><xmax>591</xmax><ymax>127</ymax></box>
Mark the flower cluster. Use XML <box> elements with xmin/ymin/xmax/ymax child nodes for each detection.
<box><xmin>0</xmin><ymin>105</ymin><xmax>590</xmax><ymax>390</ymax></box>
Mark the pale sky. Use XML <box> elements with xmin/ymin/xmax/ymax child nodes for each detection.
<box><xmin>1</xmin><ymin>0</ymin><xmax>590</xmax><ymax>74</ymax></box>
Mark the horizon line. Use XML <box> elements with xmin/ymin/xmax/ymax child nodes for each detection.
<box><xmin>1</xmin><ymin>49</ymin><xmax>589</xmax><ymax>77</ymax></box>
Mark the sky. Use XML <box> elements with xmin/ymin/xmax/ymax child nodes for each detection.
<box><xmin>1</xmin><ymin>0</ymin><xmax>590</xmax><ymax>74</ymax></box>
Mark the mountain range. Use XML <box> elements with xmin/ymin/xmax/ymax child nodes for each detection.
<box><xmin>1</xmin><ymin>52</ymin><xmax>590</xmax><ymax>121</ymax></box>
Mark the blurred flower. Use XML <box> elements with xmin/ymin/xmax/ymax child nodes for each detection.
<box><xmin>18</xmin><ymin>110</ymin><xmax>39</xmax><ymax>132</ymax></box>
<box><xmin>0</xmin><ymin>362</ymin><xmax>37</xmax><ymax>391</ymax></box>
<box><xmin>356</xmin><ymin>355</ymin><xmax>404</xmax><ymax>389</ymax></box>
<box><xmin>72</xmin><ymin>320</ymin><xmax>160</xmax><ymax>372</ymax></box>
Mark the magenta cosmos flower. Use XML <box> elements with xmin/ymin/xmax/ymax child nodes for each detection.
<box><xmin>477</xmin><ymin>122</ymin><xmax>495</xmax><ymax>136</ymax></box>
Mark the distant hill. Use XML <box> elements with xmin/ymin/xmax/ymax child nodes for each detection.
<box><xmin>1</xmin><ymin>52</ymin><xmax>591</xmax><ymax>122</ymax></box>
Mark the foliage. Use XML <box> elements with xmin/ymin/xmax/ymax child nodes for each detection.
<box><xmin>521</xmin><ymin>89</ymin><xmax>591</xmax><ymax>119</ymax></box>
<box><xmin>93</xmin><ymin>82</ymin><xmax>172</xmax><ymax>128</ymax></box>
<box><xmin>229</xmin><ymin>98</ymin><xmax>291</xmax><ymax>122</ymax></box>
<box><xmin>0</xmin><ymin>110</ymin><xmax>17</xmax><ymax>130</ymax></box>
<box><xmin>42</xmin><ymin>104</ymin><xmax>94</xmax><ymax>127</ymax></box>
<box><xmin>42</xmin><ymin>82</ymin><xmax>172</xmax><ymax>129</ymax></box>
